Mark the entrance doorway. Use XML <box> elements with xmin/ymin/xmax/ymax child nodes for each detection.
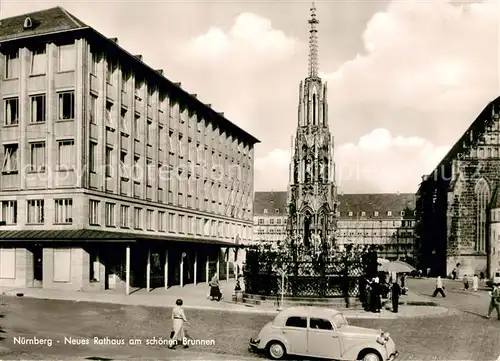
<box><xmin>32</xmin><ymin>244</ymin><xmax>43</xmax><ymax>287</ymax></box>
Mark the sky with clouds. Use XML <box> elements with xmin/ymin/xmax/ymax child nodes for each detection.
<box><xmin>5</xmin><ymin>0</ymin><xmax>499</xmax><ymax>193</ymax></box>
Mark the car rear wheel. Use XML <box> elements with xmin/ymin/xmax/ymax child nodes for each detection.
<box><xmin>267</xmin><ymin>341</ymin><xmax>286</xmax><ymax>360</ymax></box>
<box><xmin>360</xmin><ymin>351</ymin><xmax>382</xmax><ymax>361</ymax></box>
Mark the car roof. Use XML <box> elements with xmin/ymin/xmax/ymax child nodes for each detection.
<box><xmin>273</xmin><ymin>306</ymin><xmax>342</xmax><ymax>325</ymax></box>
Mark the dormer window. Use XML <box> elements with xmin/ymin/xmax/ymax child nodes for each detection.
<box><xmin>275</xmin><ymin>209</ymin><xmax>279</xmax><ymax>214</ymax></box>
<box><xmin>400</xmin><ymin>211</ymin><xmax>405</xmax><ymax>216</ymax></box>
<box><xmin>374</xmin><ymin>211</ymin><xmax>379</xmax><ymax>216</ymax></box>
<box><xmin>23</xmin><ymin>17</ymin><xmax>33</xmax><ymax>30</ymax></box>
<box><xmin>263</xmin><ymin>209</ymin><xmax>268</xmax><ymax>214</ymax></box>
<box><xmin>361</xmin><ymin>211</ymin><xmax>366</xmax><ymax>217</ymax></box>
<box><xmin>387</xmin><ymin>211</ymin><xmax>392</xmax><ymax>216</ymax></box>
<box><xmin>348</xmin><ymin>212</ymin><xmax>353</xmax><ymax>217</ymax></box>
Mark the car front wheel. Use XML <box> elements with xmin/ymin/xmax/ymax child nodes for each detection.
<box><xmin>359</xmin><ymin>351</ymin><xmax>382</xmax><ymax>361</ymax></box>
<box><xmin>267</xmin><ymin>341</ymin><xmax>286</xmax><ymax>360</ymax></box>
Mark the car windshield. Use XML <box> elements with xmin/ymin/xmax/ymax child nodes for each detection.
<box><xmin>332</xmin><ymin>313</ymin><xmax>348</xmax><ymax>328</ymax></box>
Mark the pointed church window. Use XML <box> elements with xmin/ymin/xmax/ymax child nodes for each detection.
<box><xmin>475</xmin><ymin>178</ymin><xmax>490</xmax><ymax>252</ymax></box>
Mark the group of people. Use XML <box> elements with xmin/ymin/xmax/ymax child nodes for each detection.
<box><xmin>363</xmin><ymin>277</ymin><xmax>383</xmax><ymax>313</ymax></box>
<box><xmin>432</xmin><ymin>275</ymin><xmax>500</xmax><ymax>320</ymax></box>
<box><xmin>362</xmin><ymin>273</ymin><xmax>407</xmax><ymax>314</ymax></box>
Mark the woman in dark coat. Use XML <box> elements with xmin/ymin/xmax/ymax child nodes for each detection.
<box><xmin>209</xmin><ymin>274</ymin><xmax>222</xmax><ymax>301</ymax></box>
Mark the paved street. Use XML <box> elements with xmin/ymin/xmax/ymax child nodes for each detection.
<box><xmin>406</xmin><ymin>276</ymin><xmax>495</xmax><ymax>317</ymax></box>
<box><xmin>0</xmin><ymin>278</ymin><xmax>498</xmax><ymax>361</ymax></box>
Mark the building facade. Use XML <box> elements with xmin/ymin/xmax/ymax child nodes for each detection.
<box><xmin>254</xmin><ymin>192</ymin><xmax>416</xmax><ymax>261</ymax></box>
<box><xmin>0</xmin><ymin>7</ymin><xmax>258</xmax><ymax>292</ymax></box>
<box><xmin>286</xmin><ymin>3</ymin><xmax>337</xmax><ymax>252</ymax></box>
<box><xmin>416</xmin><ymin>96</ymin><xmax>500</xmax><ymax>278</ymax></box>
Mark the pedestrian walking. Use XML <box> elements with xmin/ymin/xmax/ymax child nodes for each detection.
<box><xmin>463</xmin><ymin>274</ymin><xmax>469</xmax><ymax>290</ymax></box>
<box><xmin>401</xmin><ymin>274</ymin><xmax>406</xmax><ymax>288</ymax></box>
<box><xmin>486</xmin><ymin>283</ymin><xmax>500</xmax><ymax>320</ymax></box>
<box><xmin>168</xmin><ymin>298</ymin><xmax>191</xmax><ymax>349</ymax></box>
<box><xmin>451</xmin><ymin>268</ymin><xmax>457</xmax><ymax>280</ymax></box>
<box><xmin>432</xmin><ymin>276</ymin><xmax>446</xmax><ymax>297</ymax></box>
<box><xmin>391</xmin><ymin>281</ymin><xmax>401</xmax><ymax>313</ymax></box>
<box><xmin>473</xmin><ymin>274</ymin><xmax>479</xmax><ymax>292</ymax></box>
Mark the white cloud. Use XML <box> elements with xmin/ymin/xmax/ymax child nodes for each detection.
<box><xmin>180</xmin><ymin>0</ymin><xmax>499</xmax><ymax>193</ymax></box>
<box><xmin>181</xmin><ymin>12</ymin><xmax>299</xmax><ymax>70</ymax></box>
<box><xmin>335</xmin><ymin>129</ymin><xmax>450</xmax><ymax>193</ymax></box>
<box><xmin>324</xmin><ymin>0</ymin><xmax>499</xmax><ymax>119</ymax></box>
<box><xmin>255</xmin><ymin>128</ymin><xmax>450</xmax><ymax>193</ymax></box>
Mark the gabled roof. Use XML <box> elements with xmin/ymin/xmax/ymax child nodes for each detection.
<box><xmin>253</xmin><ymin>191</ymin><xmax>416</xmax><ymax>217</ymax></box>
<box><xmin>423</xmin><ymin>96</ymin><xmax>500</xmax><ymax>185</ymax></box>
<box><xmin>254</xmin><ymin>191</ymin><xmax>288</xmax><ymax>214</ymax></box>
<box><xmin>0</xmin><ymin>7</ymin><xmax>87</xmax><ymax>42</ymax></box>
<box><xmin>337</xmin><ymin>193</ymin><xmax>415</xmax><ymax>216</ymax></box>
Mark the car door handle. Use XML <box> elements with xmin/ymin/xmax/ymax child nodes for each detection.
<box><xmin>332</xmin><ymin>335</ymin><xmax>338</xmax><ymax>338</ymax></box>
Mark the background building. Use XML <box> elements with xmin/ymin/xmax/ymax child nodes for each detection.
<box><xmin>416</xmin><ymin>96</ymin><xmax>500</xmax><ymax>278</ymax></box>
<box><xmin>0</xmin><ymin>7</ymin><xmax>258</xmax><ymax>292</ymax></box>
<box><xmin>254</xmin><ymin>191</ymin><xmax>416</xmax><ymax>261</ymax></box>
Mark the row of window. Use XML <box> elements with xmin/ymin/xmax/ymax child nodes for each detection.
<box><xmin>0</xmin><ymin>199</ymin><xmax>70</xmax><ymax>224</ymax></box>
<box><xmin>346</xmin><ymin>211</ymin><xmax>414</xmax><ymax>217</ymax></box>
<box><xmin>4</xmin><ymin>92</ymin><xmax>74</xmax><ymax>126</ymax></box>
<box><xmin>0</xmin><ymin>198</ymin><xmax>250</xmax><ymax>238</ymax></box>
<box><xmin>255</xmin><ymin>219</ymin><xmax>415</xmax><ymax>228</ymax></box>
<box><xmin>5</xmin><ymin>45</ymin><xmax>75</xmax><ymax>79</ymax></box>
<box><xmin>257</xmin><ymin>210</ymin><xmax>415</xmax><ymax>217</ymax></box>
<box><xmin>257</xmin><ymin>218</ymin><xmax>284</xmax><ymax>225</ymax></box>
<box><xmin>2</xmin><ymin>140</ymin><xmax>74</xmax><ymax>174</ymax></box>
<box><xmin>88</xmin><ymin>199</ymin><xmax>248</xmax><ymax>238</ymax></box>
<box><xmin>256</xmin><ymin>229</ymin><xmax>287</xmax><ymax>235</ymax></box>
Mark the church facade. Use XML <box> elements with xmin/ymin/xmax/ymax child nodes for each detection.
<box><xmin>286</xmin><ymin>3</ymin><xmax>337</xmax><ymax>252</ymax></box>
<box><xmin>416</xmin><ymin>96</ymin><xmax>500</xmax><ymax>278</ymax></box>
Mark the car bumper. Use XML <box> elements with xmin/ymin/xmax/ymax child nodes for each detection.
<box><xmin>248</xmin><ymin>338</ymin><xmax>260</xmax><ymax>353</ymax></box>
<box><xmin>387</xmin><ymin>351</ymin><xmax>399</xmax><ymax>361</ymax></box>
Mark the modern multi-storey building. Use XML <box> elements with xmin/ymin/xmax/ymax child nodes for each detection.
<box><xmin>0</xmin><ymin>7</ymin><xmax>258</xmax><ymax>292</ymax></box>
<box><xmin>253</xmin><ymin>192</ymin><xmax>416</xmax><ymax>261</ymax></box>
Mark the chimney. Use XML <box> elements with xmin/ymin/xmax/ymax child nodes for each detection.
<box><xmin>108</xmin><ymin>37</ymin><xmax>119</xmax><ymax>44</ymax></box>
<box><xmin>134</xmin><ymin>54</ymin><xmax>143</xmax><ymax>61</ymax></box>
<box><xmin>205</xmin><ymin>104</ymin><xmax>212</xmax><ymax>108</ymax></box>
<box><xmin>156</xmin><ymin>69</ymin><xmax>164</xmax><ymax>75</ymax></box>
<box><xmin>190</xmin><ymin>94</ymin><xmax>197</xmax><ymax>98</ymax></box>
<box><xmin>174</xmin><ymin>82</ymin><xmax>182</xmax><ymax>87</ymax></box>
<box><xmin>218</xmin><ymin>112</ymin><xmax>224</xmax><ymax>117</ymax></box>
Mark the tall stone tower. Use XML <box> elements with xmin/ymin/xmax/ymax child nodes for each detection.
<box><xmin>287</xmin><ymin>1</ymin><xmax>338</xmax><ymax>253</ymax></box>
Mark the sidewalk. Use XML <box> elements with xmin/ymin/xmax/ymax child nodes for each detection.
<box><xmin>0</xmin><ymin>281</ymin><xmax>450</xmax><ymax>319</ymax></box>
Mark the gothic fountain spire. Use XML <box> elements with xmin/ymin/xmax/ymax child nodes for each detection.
<box><xmin>287</xmin><ymin>0</ymin><xmax>338</xmax><ymax>256</ymax></box>
<box><xmin>308</xmin><ymin>0</ymin><xmax>319</xmax><ymax>78</ymax></box>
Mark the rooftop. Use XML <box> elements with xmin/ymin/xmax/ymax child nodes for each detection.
<box><xmin>254</xmin><ymin>191</ymin><xmax>416</xmax><ymax>216</ymax></box>
<box><xmin>0</xmin><ymin>7</ymin><xmax>87</xmax><ymax>41</ymax></box>
<box><xmin>0</xmin><ymin>7</ymin><xmax>260</xmax><ymax>145</ymax></box>
<box><xmin>422</xmin><ymin>95</ymin><xmax>500</xmax><ymax>186</ymax></box>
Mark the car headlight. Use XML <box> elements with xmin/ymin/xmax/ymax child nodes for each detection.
<box><xmin>376</xmin><ymin>332</ymin><xmax>390</xmax><ymax>345</ymax></box>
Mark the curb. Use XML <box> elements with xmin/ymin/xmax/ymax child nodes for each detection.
<box><xmin>1</xmin><ymin>292</ymin><xmax>449</xmax><ymax>319</ymax></box>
